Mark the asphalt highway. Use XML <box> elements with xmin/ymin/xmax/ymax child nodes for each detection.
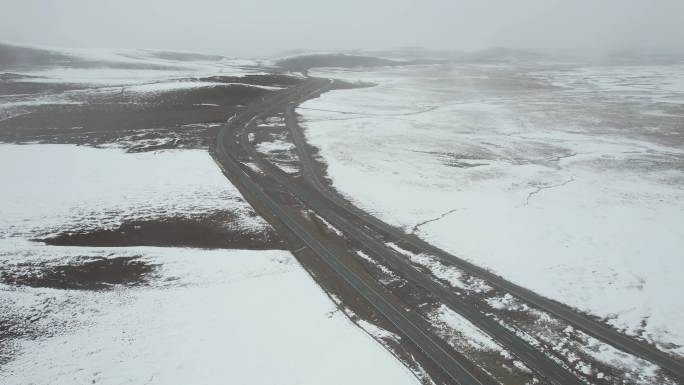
<box><xmin>240</xmin><ymin>97</ymin><xmax>584</xmax><ymax>385</ymax></box>
<box><xmin>213</xmin><ymin>79</ymin><xmax>492</xmax><ymax>385</ymax></box>
<box><xmin>215</xmin><ymin>76</ymin><xmax>684</xmax><ymax>384</ymax></box>
<box><xmin>283</xmin><ymin>94</ymin><xmax>684</xmax><ymax>381</ymax></box>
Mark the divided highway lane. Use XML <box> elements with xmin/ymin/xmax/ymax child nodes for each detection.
<box><xmin>285</xmin><ymin>89</ymin><xmax>684</xmax><ymax>381</ymax></box>
<box><xmin>214</xmin><ymin>81</ymin><xmax>491</xmax><ymax>385</ymax></box>
<box><xmin>243</xmin><ymin>126</ymin><xmax>585</xmax><ymax>385</ymax></box>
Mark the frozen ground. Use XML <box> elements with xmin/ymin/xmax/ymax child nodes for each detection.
<box><xmin>0</xmin><ymin>143</ymin><xmax>269</xmax><ymax>237</ymax></box>
<box><xmin>299</xmin><ymin>63</ymin><xmax>684</xmax><ymax>357</ymax></box>
<box><xmin>4</xmin><ymin>45</ymin><xmax>266</xmax><ymax>85</ymax></box>
<box><xmin>0</xmin><ymin>243</ymin><xmax>416</xmax><ymax>385</ymax></box>
<box><xmin>0</xmin><ymin>45</ymin><xmax>273</xmax><ymax>125</ymax></box>
<box><xmin>0</xmin><ymin>143</ymin><xmax>417</xmax><ymax>385</ymax></box>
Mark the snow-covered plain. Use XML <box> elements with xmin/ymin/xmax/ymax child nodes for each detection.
<box><xmin>0</xmin><ymin>144</ymin><xmax>269</xmax><ymax>237</ymax></box>
<box><xmin>0</xmin><ymin>243</ymin><xmax>416</xmax><ymax>385</ymax></box>
<box><xmin>0</xmin><ymin>143</ymin><xmax>418</xmax><ymax>385</ymax></box>
<box><xmin>299</xmin><ymin>63</ymin><xmax>684</xmax><ymax>357</ymax></box>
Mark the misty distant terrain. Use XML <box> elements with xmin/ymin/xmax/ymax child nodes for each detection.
<box><xmin>2</xmin><ymin>1</ymin><xmax>684</xmax><ymax>384</ymax></box>
<box><xmin>2</xmin><ymin>0</ymin><xmax>684</xmax><ymax>57</ymax></box>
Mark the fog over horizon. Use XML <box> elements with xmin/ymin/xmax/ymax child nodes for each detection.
<box><xmin>2</xmin><ymin>0</ymin><xmax>684</xmax><ymax>58</ymax></box>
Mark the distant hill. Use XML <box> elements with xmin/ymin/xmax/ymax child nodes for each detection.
<box><xmin>132</xmin><ymin>50</ymin><xmax>225</xmax><ymax>62</ymax></box>
<box><xmin>0</xmin><ymin>43</ymin><xmax>73</xmax><ymax>67</ymax></box>
<box><xmin>275</xmin><ymin>48</ymin><xmax>546</xmax><ymax>73</ymax></box>
<box><xmin>0</xmin><ymin>42</ymin><xmax>226</xmax><ymax>70</ymax></box>
<box><xmin>460</xmin><ymin>47</ymin><xmax>545</xmax><ymax>62</ymax></box>
<box><xmin>276</xmin><ymin>54</ymin><xmax>403</xmax><ymax>72</ymax></box>
<box><xmin>606</xmin><ymin>49</ymin><xmax>684</xmax><ymax>65</ymax></box>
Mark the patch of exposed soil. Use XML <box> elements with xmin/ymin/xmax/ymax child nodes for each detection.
<box><xmin>0</xmin><ymin>256</ymin><xmax>155</xmax><ymax>290</ymax></box>
<box><xmin>40</xmin><ymin>215</ymin><xmax>285</xmax><ymax>250</ymax></box>
<box><xmin>0</xmin><ymin>85</ymin><xmax>263</xmax><ymax>129</ymax></box>
<box><xmin>0</xmin><ymin>74</ymin><xmax>305</xmax><ymax>151</ymax></box>
<box><xmin>0</xmin><ymin>255</ymin><xmax>158</xmax><ymax>365</ymax></box>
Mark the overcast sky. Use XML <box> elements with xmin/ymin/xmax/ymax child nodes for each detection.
<box><xmin>2</xmin><ymin>0</ymin><xmax>683</xmax><ymax>57</ymax></box>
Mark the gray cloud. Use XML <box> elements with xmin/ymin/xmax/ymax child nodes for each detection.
<box><xmin>2</xmin><ymin>0</ymin><xmax>683</xmax><ymax>57</ymax></box>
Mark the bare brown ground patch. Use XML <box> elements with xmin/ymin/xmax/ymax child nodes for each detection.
<box><xmin>0</xmin><ymin>256</ymin><xmax>156</xmax><ymax>291</ymax></box>
<box><xmin>39</xmin><ymin>214</ymin><xmax>285</xmax><ymax>250</ymax></box>
<box><xmin>0</xmin><ymin>75</ymin><xmax>305</xmax><ymax>151</ymax></box>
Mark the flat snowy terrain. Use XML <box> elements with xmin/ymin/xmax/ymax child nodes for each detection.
<box><xmin>0</xmin><ymin>144</ymin><xmax>269</xmax><ymax>237</ymax></box>
<box><xmin>299</xmin><ymin>63</ymin><xmax>684</xmax><ymax>357</ymax></box>
<box><xmin>0</xmin><ymin>144</ymin><xmax>417</xmax><ymax>385</ymax></box>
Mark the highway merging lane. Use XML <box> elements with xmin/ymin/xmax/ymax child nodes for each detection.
<box><xmin>240</xmin><ymin>97</ymin><xmax>584</xmax><ymax>385</ymax></box>
<box><xmin>281</xmin><ymin>86</ymin><xmax>684</xmax><ymax>382</ymax></box>
<box><xmin>243</xmin><ymin>132</ymin><xmax>584</xmax><ymax>385</ymax></box>
<box><xmin>214</xmin><ymin>80</ymin><xmax>492</xmax><ymax>385</ymax></box>
<box><xmin>216</xmin><ymin>77</ymin><xmax>684</xmax><ymax>384</ymax></box>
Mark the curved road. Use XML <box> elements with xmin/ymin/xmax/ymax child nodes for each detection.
<box><xmin>283</xmin><ymin>82</ymin><xmax>684</xmax><ymax>381</ymax></box>
<box><xmin>242</xmin><ymin>117</ymin><xmax>583</xmax><ymax>385</ymax></box>
<box><xmin>215</xmin><ymin>76</ymin><xmax>684</xmax><ymax>384</ymax></box>
<box><xmin>213</xmin><ymin>80</ymin><xmax>492</xmax><ymax>385</ymax></box>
